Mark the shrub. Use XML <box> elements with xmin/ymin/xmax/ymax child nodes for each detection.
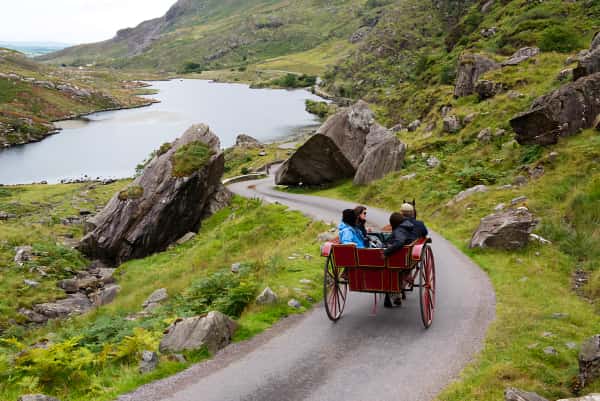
<box><xmin>171</xmin><ymin>141</ymin><xmax>215</xmax><ymax>177</ymax></box>
<box><xmin>241</xmin><ymin>167</ymin><xmax>250</xmax><ymax>175</ymax></box>
<box><xmin>455</xmin><ymin>166</ymin><xmax>498</xmax><ymax>188</ymax></box>
<box><xmin>181</xmin><ymin>62</ymin><xmax>203</xmax><ymax>73</ymax></box>
<box><xmin>305</xmin><ymin>100</ymin><xmax>333</xmax><ymax>118</ymax></box>
<box><xmin>539</xmin><ymin>26</ymin><xmax>582</xmax><ymax>52</ymax></box>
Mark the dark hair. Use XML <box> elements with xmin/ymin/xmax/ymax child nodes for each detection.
<box><xmin>342</xmin><ymin>209</ymin><xmax>356</xmax><ymax>226</ymax></box>
<box><xmin>354</xmin><ymin>205</ymin><xmax>367</xmax><ymax>219</ymax></box>
<box><xmin>389</xmin><ymin>212</ymin><xmax>405</xmax><ymax>230</ymax></box>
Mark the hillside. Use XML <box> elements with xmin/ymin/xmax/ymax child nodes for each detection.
<box><xmin>0</xmin><ymin>48</ymin><xmax>155</xmax><ymax>148</ymax></box>
<box><xmin>39</xmin><ymin>0</ymin><xmax>378</xmax><ymax>73</ymax></box>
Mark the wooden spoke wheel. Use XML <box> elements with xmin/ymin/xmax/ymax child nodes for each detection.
<box><xmin>323</xmin><ymin>255</ymin><xmax>348</xmax><ymax>321</ymax></box>
<box><xmin>418</xmin><ymin>245</ymin><xmax>436</xmax><ymax>328</ymax></box>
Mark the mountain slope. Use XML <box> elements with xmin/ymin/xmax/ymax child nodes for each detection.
<box><xmin>40</xmin><ymin>0</ymin><xmax>380</xmax><ymax>72</ymax></box>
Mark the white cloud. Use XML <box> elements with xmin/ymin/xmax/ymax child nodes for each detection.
<box><xmin>0</xmin><ymin>0</ymin><xmax>175</xmax><ymax>44</ymax></box>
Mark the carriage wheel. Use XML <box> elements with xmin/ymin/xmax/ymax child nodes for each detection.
<box><xmin>323</xmin><ymin>255</ymin><xmax>348</xmax><ymax>321</ymax></box>
<box><xmin>418</xmin><ymin>245</ymin><xmax>436</xmax><ymax>328</ymax></box>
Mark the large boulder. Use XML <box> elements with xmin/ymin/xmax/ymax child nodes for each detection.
<box><xmin>78</xmin><ymin>124</ymin><xmax>230</xmax><ymax>265</ymax></box>
<box><xmin>579</xmin><ymin>334</ymin><xmax>600</xmax><ymax>387</ymax></box>
<box><xmin>353</xmin><ymin>125</ymin><xmax>406</xmax><ymax>185</ymax></box>
<box><xmin>159</xmin><ymin>311</ymin><xmax>237</xmax><ymax>354</ymax></box>
<box><xmin>454</xmin><ymin>53</ymin><xmax>500</xmax><ymax>97</ymax></box>
<box><xmin>510</xmin><ymin>73</ymin><xmax>600</xmax><ymax>145</ymax></box>
<box><xmin>470</xmin><ymin>208</ymin><xmax>537</xmax><ymax>250</ymax></box>
<box><xmin>235</xmin><ymin>134</ymin><xmax>261</xmax><ymax>148</ymax></box>
<box><xmin>276</xmin><ymin>101</ymin><xmax>405</xmax><ymax>186</ymax></box>
<box><xmin>33</xmin><ymin>293</ymin><xmax>93</xmax><ymax>319</ymax></box>
<box><xmin>574</xmin><ymin>32</ymin><xmax>600</xmax><ymax>81</ymax></box>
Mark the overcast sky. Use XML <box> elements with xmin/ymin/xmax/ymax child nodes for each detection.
<box><xmin>0</xmin><ymin>0</ymin><xmax>176</xmax><ymax>44</ymax></box>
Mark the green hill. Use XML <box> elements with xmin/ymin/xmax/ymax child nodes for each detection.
<box><xmin>0</xmin><ymin>48</ymin><xmax>155</xmax><ymax>148</ymax></box>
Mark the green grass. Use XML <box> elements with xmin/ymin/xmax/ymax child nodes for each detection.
<box><xmin>171</xmin><ymin>141</ymin><xmax>215</xmax><ymax>177</ymax></box>
<box><xmin>0</xmin><ymin>181</ymin><xmax>327</xmax><ymax>401</ymax></box>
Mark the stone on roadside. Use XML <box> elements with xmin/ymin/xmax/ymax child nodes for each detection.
<box><xmin>142</xmin><ymin>288</ymin><xmax>168</xmax><ymax>308</ymax></box>
<box><xmin>470</xmin><ymin>208</ymin><xmax>537</xmax><ymax>250</ymax></box>
<box><xmin>256</xmin><ymin>287</ymin><xmax>278</xmax><ymax>305</ymax></box>
<box><xmin>139</xmin><ymin>350</ymin><xmax>159</xmax><ymax>374</ymax></box>
<box><xmin>288</xmin><ymin>299</ymin><xmax>301</xmax><ymax>309</ymax></box>
<box><xmin>504</xmin><ymin>387</ymin><xmax>550</xmax><ymax>401</ymax></box>
<box><xmin>159</xmin><ymin>311</ymin><xmax>237</xmax><ymax>354</ymax></box>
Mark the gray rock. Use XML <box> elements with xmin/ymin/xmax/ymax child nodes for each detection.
<box><xmin>14</xmin><ymin>245</ymin><xmax>33</xmax><ymax>266</ymax></box>
<box><xmin>276</xmin><ymin>101</ymin><xmax>405</xmax><ymax>186</ymax></box>
<box><xmin>579</xmin><ymin>334</ymin><xmax>600</xmax><ymax>387</ymax></box>
<box><xmin>18</xmin><ymin>308</ymin><xmax>48</xmax><ymax>324</ymax></box>
<box><xmin>256</xmin><ymin>287</ymin><xmax>278</xmax><ymax>304</ymax></box>
<box><xmin>544</xmin><ymin>346</ymin><xmax>558</xmax><ymax>355</ymax></box>
<box><xmin>407</xmin><ymin>119</ymin><xmax>421</xmax><ymax>131</ymax></box>
<box><xmin>480</xmin><ymin>27</ymin><xmax>497</xmax><ymax>38</ymax></box>
<box><xmin>142</xmin><ymin>288</ymin><xmax>168</xmax><ymax>308</ymax></box>
<box><xmin>390</xmin><ymin>123</ymin><xmax>404</xmax><ymax>133</ymax></box>
<box><xmin>446</xmin><ymin>185</ymin><xmax>488</xmax><ymax>207</ymax></box>
<box><xmin>401</xmin><ymin>173</ymin><xmax>417</xmax><ymax>180</ymax></box>
<box><xmin>18</xmin><ymin>395</ymin><xmax>61</xmax><ymax>401</ymax></box>
<box><xmin>23</xmin><ymin>279</ymin><xmax>40</xmax><ymax>287</ymax></box>
<box><xmin>235</xmin><ymin>134</ymin><xmax>261</xmax><ymax>148</ymax></box>
<box><xmin>504</xmin><ymin>387</ymin><xmax>549</xmax><ymax>401</ymax></box>
<box><xmin>566</xmin><ymin>342</ymin><xmax>578</xmax><ymax>350</ymax></box>
<box><xmin>470</xmin><ymin>208</ymin><xmax>537</xmax><ymax>249</ymax></box>
<box><xmin>558</xmin><ymin>68</ymin><xmax>574</xmax><ymax>81</ymax></box>
<box><xmin>477</xmin><ymin>128</ymin><xmax>493</xmax><ymax>143</ymax></box>
<box><xmin>139</xmin><ymin>350</ymin><xmax>159</xmax><ymax>374</ymax></box>
<box><xmin>0</xmin><ymin>211</ymin><xmax>16</xmax><ymax>220</ymax></box>
<box><xmin>78</xmin><ymin>124</ymin><xmax>229</xmax><ymax>265</ymax></box>
<box><xmin>175</xmin><ymin>232</ymin><xmax>196</xmax><ymax>245</ymax></box>
<box><xmin>442</xmin><ymin>115</ymin><xmax>462</xmax><ymax>133</ymax></box>
<box><xmin>231</xmin><ymin>262</ymin><xmax>241</xmax><ymax>273</ymax></box>
<box><xmin>510</xmin><ymin>73</ymin><xmax>600</xmax><ymax>145</ymax></box>
<box><xmin>288</xmin><ymin>299</ymin><xmax>301</xmax><ymax>309</ymax></box>
<box><xmin>426</xmin><ymin>156</ymin><xmax>440</xmax><ymax>168</ymax></box>
<box><xmin>502</xmin><ymin>47</ymin><xmax>540</xmax><ymax>66</ymax></box>
<box><xmin>33</xmin><ymin>293</ymin><xmax>93</xmax><ymax>319</ymax></box>
<box><xmin>476</xmin><ymin>80</ymin><xmax>504</xmax><ymax>100</ymax></box>
<box><xmin>58</xmin><ymin>278</ymin><xmax>79</xmax><ymax>293</ymax></box>
<box><xmin>91</xmin><ymin>284</ymin><xmax>121</xmax><ymax>306</ymax></box>
<box><xmin>463</xmin><ymin>113</ymin><xmax>477</xmax><ymax>124</ymax></box>
<box><xmin>454</xmin><ymin>54</ymin><xmax>500</xmax><ymax>97</ymax></box>
<box><xmin>159</xmin><ymin>311</ymin><xmax>237</xmax><ymax>354</ymax></box>
<box><xmin>511</xmin><ymin>195</ymin><xmax>527</xmax><ymax>205</ymax></box>
<box><xmin>95</xmin><ymin>267</ymin><xmax>116</xmax><ymax>284</ymax></box>
<box><xmin>574</xmin><ymin>32</ymin><xmax>600</xmax><ymax>80</ymax></box>
<box><xmin>494</xmin><ymin>203</ymin><xmax>506</xmax><ymax>211</ymax></box>
<box><xmin>513</xmin><ymin>175</ymin><xmax>528</xmax><ymax>186</ymax></box>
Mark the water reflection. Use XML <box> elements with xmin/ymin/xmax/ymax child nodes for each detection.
<box><xmin>0</xmin><ymin>79</ymin><xmax>323</xmax><ymax>185</ymax></box>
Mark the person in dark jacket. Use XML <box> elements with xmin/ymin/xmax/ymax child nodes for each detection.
<box><xmin>383</xmin><ymin>212</ymin><xmax>417</xmax><ymax>257</ymax></box>
<box><xmin>399</xmin><ymin>203</ymin><xmax>428</xmax><ymax>238</ymax></box>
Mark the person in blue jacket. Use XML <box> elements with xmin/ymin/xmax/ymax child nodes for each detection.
<box><xmin>338</xmin><ymin>209</ymin><xmax>367</xmax><ymax>248</ymax></box>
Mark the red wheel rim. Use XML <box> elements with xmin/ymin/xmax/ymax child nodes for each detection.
<box><xmin>324</xmin><ymin>255</ymin><xmax>347</xmax><ymax>321</ymax></box>
<box><xmin>419</xmin><ymin>245</ymin><xmax>435</xmax><ymax>328</ymax></box>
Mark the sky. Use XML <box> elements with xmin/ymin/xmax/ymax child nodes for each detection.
<box><xmin>0</xmin><ymin>0</ymin><xmax>177</xmax><ymax>45</ymax></box>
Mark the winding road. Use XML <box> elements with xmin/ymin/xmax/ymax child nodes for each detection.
<box><xmin>119</xmin><ymin>170</ymin><xmax>495</xmax><ymax>401</ymax></box>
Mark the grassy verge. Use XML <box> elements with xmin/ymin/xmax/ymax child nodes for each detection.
<box><xmin>0</xmin><ymin>182</ymin><xmax>326</xmax><ymax>401</ymax></box>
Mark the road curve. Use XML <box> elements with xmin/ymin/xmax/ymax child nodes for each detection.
<box><xmin>119</xmin><ymin>172</ymin><xmax>495</xmax><ymax>401</ymax></box>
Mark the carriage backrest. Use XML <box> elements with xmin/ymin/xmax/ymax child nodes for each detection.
<box><xmin>331</xmin><ymin>244</ymin><xmax>358</xmax><ymax>267</ymax></box>
<box><xmin>356</xmin><ymin>248</ymin><xmax>386</xmax><ymax>268</ymax></box>
<box><xmin>386</xmin><ymin>246</ymin><xmax>412</xmax><ymax>269</ymax></box>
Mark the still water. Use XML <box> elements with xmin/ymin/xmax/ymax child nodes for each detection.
<box><xmin>0</xmin><ymin>79</ymin><xmax>324</xmax><ymax>185</ymax></box>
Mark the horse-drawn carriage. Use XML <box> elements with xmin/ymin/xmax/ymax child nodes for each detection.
<box><xmin>320</xmin><ymin>236</ymin><xmax>436</xmax><ymax>328</ymax></box>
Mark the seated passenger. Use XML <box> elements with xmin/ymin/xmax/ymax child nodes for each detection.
<box><xmin>399</xmin><ymin>203</ymin><xmax>428</xmax><ymax>238</ymax></box>
<box><xmin>338</xmin><ymin>209</ymin><xmax>367</xmax><ymax>248</ymax></box>
<box><xmin>383</xmin><ymin>212</ymin><xmax>417</xmax><ymax>257</ymax></box>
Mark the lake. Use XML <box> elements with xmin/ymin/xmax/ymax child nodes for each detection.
<box><xmin>0</xmin><ymin>79</ymin><xmax>324</xmax><ymax>185</ymax></box>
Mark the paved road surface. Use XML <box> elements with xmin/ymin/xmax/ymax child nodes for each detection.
<box><xmin>119</xmin><ymin>171</ymin><xmax>495</xmax><ymax>401</ymax></box>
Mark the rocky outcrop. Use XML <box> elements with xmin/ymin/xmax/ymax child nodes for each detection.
<box><xmin>502</xmin><ymin>47</ymin><xmax>540</xmax><ymax>67</ymax></box>
<box><xmin>476</xmin><ymin>79</ymin><xmax>504</xmax><ymax>100</ymax></box>
<box><xmin>510</xmin><ymin>73</ymin><xmax>600</xmax><ymax>145</ymax></box>
<box><xmin>78</xmin><ymin>124</ymin><xmax>230</xmax><ymax>265</ymax></box>
<box><xmin>470</xmin><ymin>208</ymin><xmax>537</xmax><ymax>249</ymax></box>
<box><xmin>32</xmin><ymin>293</ymin><xmax>93</xmax><ymax>321</ymax></box>
<box><xmin>235</xmin><ymin>134</ymin><xmax>261</xmax><ymax>148</ymax></box>
<box><xmin>574</xmin><ymin>32</ymin><xmax>600</xmax><ymax>81</ymax></box>
<box><xmin>275</xmin><ymin>101</ymin><xmax>406</xmax><ymax>186</ymax></box>
<box><xmin>454</xmin><ymin>53</ymin><xmax>500</xmax><ymax>97</ymax></box>
<box><xmin>442</xmin><ymin>115</ymin><xmax>462</xmax><ymax>133</ymax></box>
<box><xmin>579</xmin><ymin>334</ymin><xmax>600</xmax><ymax>387</ymax></box>
<box><xmin>159</xmin><ymin>311</ymin><xmax>237</xmax><ymax>354</ymax></box>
